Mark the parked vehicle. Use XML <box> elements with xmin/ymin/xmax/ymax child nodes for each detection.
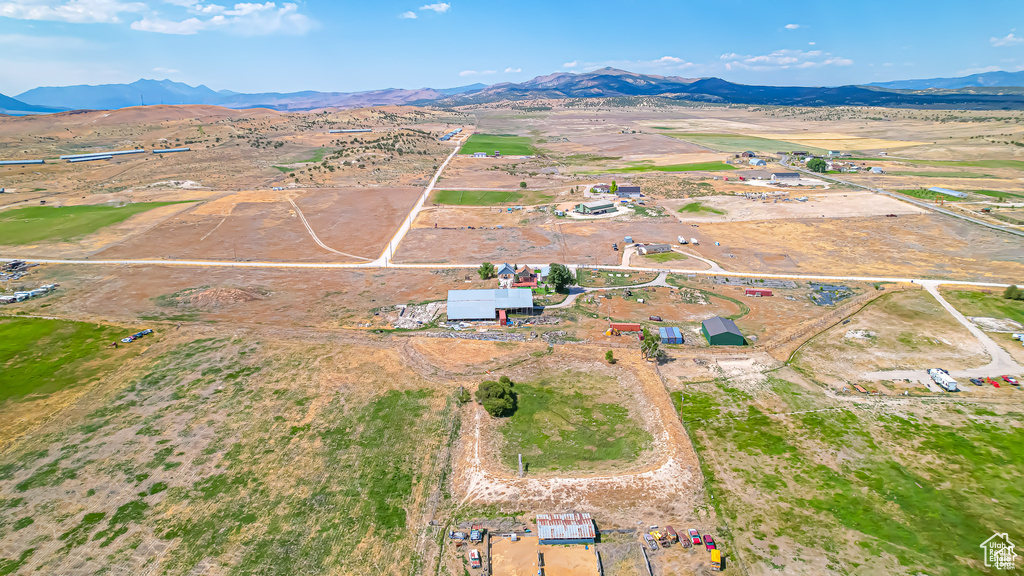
<box><xmin>612</xmin><ymin>243</ymin><xmax>618</xmax><ymax>251</ymax></box>
<box><xmin>1002</xmin><ymin>375</ymin><xmax>1020</xmax><ymax>386</ymax></box>
<box><xmin>449</xmin><ymin>531</ymin><xmax>468</xmax><ymax>540</ymax></box>
<box><xmin>469</xmin><ymin>528</ymin><xmax>482</xmax><ymax>542</ymax></box>
<box><xmin>469</xmin><ymin>549</ymin><xmax>481</xmax><ymax>569</ymax></box>
<box><xmin>970</xmin><ymin>378</ymin><xmax>984</xmax><ymax>386</ymax></box>
<box><xmin>688</xmin><ymin>529</ymin><xmax>701</xmax><ymax>546</ymax></box>
<box><xmin>664</xmin><ymin>526</ymin><xmax>679</xmax><ymax>543</ymax></box>
<box><xmin>643</xmin><ymin>533</ymin><xmax>658</xmax><ymax>551</ymax></box>
<box><xmin>711</xmin><ymin>548</ymin><xmax>722</xmax><ymax>571</ymax></box>
<box><xmin>649</xmin><ymin>315</ymin><xmax>662</xmax><ymax>322</ymax></box>
<box><xmin>927</xmin><ymin>368</ymin><xmax>959</xmax><ymax>392</ymax></box>
<box><xmin>704</xmin><ymin>534</ymin><xmax>716</xmax><ymax>551</ymax></box>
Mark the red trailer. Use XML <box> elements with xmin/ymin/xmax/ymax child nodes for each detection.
<box><xmin>745</xmin><ymin>288</ymin><xmax>773</xmax><ymax>297</ymax></box>
<box><xmin>610</xmin><ymin>322</ymin><xmax>642</xmax><ymax>332</ymax></box>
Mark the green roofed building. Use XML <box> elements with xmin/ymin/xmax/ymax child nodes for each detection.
<box><xmin>702</xmin><ymin>316</ymin><xmax>745</xmax><ymax>346</ymax></box>
<box><xmin>575</xmin><ymin>200</ymin><xmax>615</xmax><ymax>215</ymax></box>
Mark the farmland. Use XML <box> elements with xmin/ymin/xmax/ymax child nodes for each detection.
<box><xmin>675</xmin><ymin>376</ymin><xmax>1024</xmax><ymax>576</ymax></box>
<box><xmin>0</xmin><ymin>203</ymin><xmax>188</xmax><ymax>245</ymax></box>
<box><xmin>599</xmin><ymin>160</ymin><xmax>736</xmax><ymax>174</ymax></box>
<box><xmin>430</xmin><ymin>189</ymin><xmax>554</xmax><ymax>206</ymax></box>
<box><xmin>661</xmin><ymin>132</ymin><xmax>827</xmax><ymax>154</ymax></box>
<box><xmin>459</xmin><ymin>134</ymin><xmax>537</xmax><ymax>156</ymax></box>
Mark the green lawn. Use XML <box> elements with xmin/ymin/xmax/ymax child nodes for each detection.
<box><xmin>460</xmin><ymin>134</ymin><xmax>536</xmax><ymax>156</ymax></box>
<box><xmin>663</xmin><ymin>132</ymin><xmax>827</xmax><ymax>155</ymax></box>
<box><xmin>500</xmin><ymin>371</ymin><xmax>651</xmax><ymax>472</ymax></box>
<box><xmin>969</xmin><ymin>189</ymin><xmax>1024</xmax><ymax>200</ymax></box>
<box><xmin>675</xmin><ymin>377</ymin><xmax>1024</xmax><ymax>575</ymax></box>
<box><xmin>0</xmin><ymin>202</ymin><xmax>188</xmax><ymax>245</ymax></box>
<box><xmin>576</xmin><ymin>269</ymin><xmax>659</xmax><ymax>288</ymax></box>
<box><xmin>0</xmin><ymin>318</ymin><xmax>141</xmax><ymax>403</ymax></box>
<box><xmin>896</xmin><ymin>188</ymin><xmax>947</xmax><ymax>200</ymax></box>
<box><xmin>678</xmin><ymin>201</ymin><xmax>726</xmax><ymax>215</ymax></box>
<box><xmin>941</xmin><ymin>289</ymin><xmax>1024</xmax><ymax>325</ymax></box>
<box><xmin>431</xmin><ymin>189</ymin><xmax>554</xmax><ymax>206</ymax></box>
<box><xmin>600</xmin><ymin>161</ymin><xmax>737</xmax><ymax>174</ymax></box>
<box><xmin>643</xmin><ymin>252</ymin><xmax>687</xmax><ymax>263</ymax></box>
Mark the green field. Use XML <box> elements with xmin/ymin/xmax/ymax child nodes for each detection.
<box><xmin>663</xmin><ymin>132</ymin><xmax>828</xmax><ymax>155</ymax></box>
<box><xmin>942</xmin><ymin>289</ymin><xmax>1024</xmax><ymax>325</ymax></box>
<box><xmin>675</xmin><ymin>377</ymin><xmax>1024</xmax><ymax>576</ymax></box>
<box><xmin>499</xmin><ymin>371</ymin><xmax>651</xmax><ymax>471</ymax></box>
<box><xmin>850</xmin><ymin>157</ymin><xmax>1024</xmax><ymax>171</ymax></box>
<box><xmin>460</xmin><ymin>134</ymin><xmax>536</xmax><ymax>156</ymax></box>
<box><xmin>896</xmin><ymin>188</ymin><xmax>949</xmax><ymax>200</ymax></box>
<box><xmin>0</xmin><ymin>202</ymin><xmax>187</xmax><ymax>245</ymax></box>
<box><xmin>0</xmin><ymin>318</ymin><xmax>140</xmax><ymax>403</ymax></box>
<box><xmin>599</xmin><ymin>161</ymin><xmax>737</xmax><ymax>174</ymax></box>
<box><xmin>678</xmin><ymin>201</ymin><xmax>726</xmax><ymax>215</ymax></box>
<box><xmin>431</xmin><ymin>189</ymin><xmax>554</xmax><ymax>206</ymax></box>
<box><xmin>969</xmin><ymin>189</ymin><xmax>1024</xmax><ymax>199</ymax></box>
<box><xmin>643</xmin><ymin>252</ymin><xmax>687</xmax><ymax>263</ymax></box>
<box><xmin>576</xmin><ymin>269</ymin><xmax>659</xmax><ymax>288</ymax></box>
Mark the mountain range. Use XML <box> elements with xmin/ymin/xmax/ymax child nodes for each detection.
<box><xmin>2</xmin><ymin>69</ymin><xmax>1023</xmax><ymax>115</ymax></box>
<box><xmin>867</xmin><ymin>70</ymin><xmax>1024</xmax><ymax>90</ymax></box>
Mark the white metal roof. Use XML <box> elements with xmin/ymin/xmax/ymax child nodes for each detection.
<box><xmin>446</xmin><ymin>289</ymin><xmax>534</xmax><ymax>320</ymax></box>
<box><xmin>536</xmin><ymin>513</ymin><xmax>595</xmax><ymax>540</ymax></box>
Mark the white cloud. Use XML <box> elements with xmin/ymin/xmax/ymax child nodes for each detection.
<box><xmin>0</xmin><ymin>0</ymin><xmax>147</xmax><ymax>24</ymax></box>
<box><xmin>0</xmin><ymin>32</ymin><xmax>93</xmax><ymax>49</ymax></box>
<box><xmin>808</xmin><ymin>41</ymin><xmax>815</xmax><ymax>45</ymax></box>
<box><xmin>130</xmin><ymin>2</ymin><xmax>315</xmax><ymax>35</ymax></box>
<box><xmin>721</xmin><ymin>49</ymin><xmax>851</xmax><ymax>71</ymax></box>
<box><xmin>398</xmin><ymin>10</ymin><xmax>416</xmax><ymax>18</ymax></box>
<box><xmin>153</xmin><ymin>66</ymin><xmax>180</xmax><ymax>74</ymax></box>
<box><xmin>504</xmin><ymin>67</ymin><xmax>521</xmax><ymax>73</ymax></box>
<box><xmin>458</xmin><ymin>70</ymin><xmax>477</xmax><ymax>76</ymax></box>
<box><xmin>784</xmin><ymin>23</ymin><xmax>800</xmax><ymax>29</ymax></box>
<box><xmin>957</xmin><ymin>64</ymin><xmax>1003</xmax><ymax>75</ymax></box>
<box><xmin>658</xmin><ymin>56</ymin><xmax>685</xmax><ymax>63</ymax></box>
<box><xmin>419</xmin><ymin>2</ymin><xmax>449</xmax><ymax>13</ymax></box>
<box><xmin>991</xmin><ymin>32</ymin><xmax>1023</xmax><ymax>47</ymax></box>
<box><xmin>563</xmin><ymin>60</ymin><xmax>577</xmax><ymax>68</ymax></box>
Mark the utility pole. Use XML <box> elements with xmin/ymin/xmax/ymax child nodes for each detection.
<box><xmin>518</xmin><ymin>454</ymin><xmax>524</xmax><ymax>477</ymax></box>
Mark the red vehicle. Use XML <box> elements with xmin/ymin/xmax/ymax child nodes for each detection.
<box><xmin>469</xmin><ymin>549</ymin><xmax>481</xmax><ymax>569</ymax></box>
<box><xmin>688</xmin><ymin>528</ymin><xmax>701</xmax><ymax>546</ymax></box>
<box><xmin>1001</xmin><ymin>375</ymin><xmax>1020</xmax><ymax>386</ymax></box>
<box><xmin>704</xmin><ymin>534</ymin><xmax>716</xmax><ymax>551</ymax></box>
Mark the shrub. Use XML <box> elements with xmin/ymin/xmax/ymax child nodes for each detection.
<box><xmin>475</xmin><ymin>377</ymin><xmax>517</xmax><ymax>417</ymax></box>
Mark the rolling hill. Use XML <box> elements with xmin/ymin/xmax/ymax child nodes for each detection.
<box><xmin>867</xmin><ymin>70</ymin><xmax>1024</xmax><ymax>90</ymax></box>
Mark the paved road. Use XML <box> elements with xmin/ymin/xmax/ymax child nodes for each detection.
<box><xmin>779</xmin><ymin>156</ymin><xmax>1024</xmax><ymax>239</ymax></box>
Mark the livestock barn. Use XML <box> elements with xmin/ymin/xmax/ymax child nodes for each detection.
<box><xmin>702</xmin><ymin>316</ymin><xmax>746</xmax><ymax>346</ymax></box>
<box><xmin>536</xmin><ymin>513</ymin><xmax>596</xmax><ymax>545</ymax></box>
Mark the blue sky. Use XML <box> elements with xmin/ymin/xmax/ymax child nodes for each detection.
<box><xmin>1</xmin><ymin>0</ymin><xmax>1022</xmax><ymax>95</ymax></box>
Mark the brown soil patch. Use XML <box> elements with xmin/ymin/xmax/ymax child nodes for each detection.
<box><xmin>491</xmin><ymin>536</ymin><xmax>599</xmax><ymax>576</ymax></box>
<box><xmin>409</xmin><ymin>338</ymin><xmax>547</xmax><ymax>373</ymax></box>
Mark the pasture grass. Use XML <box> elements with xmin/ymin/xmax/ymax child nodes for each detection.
<box><xmin>888</xmin><ymin>170</ymin><xmax>995</xmax><ymax>179</ymax></box>
<box><xmin>643</xmin><ymin>252</ymin><xmax>687</xmax><ymax>263</ymax></box>
<box><xmin>0</xmin><ymin>318</ymin><xmax>140</xmax><ymax>403</ymax></box>
<box><xmin>942</xmin><ymin>289</ymin><xmax>1024</xmax><ymax>325</ymax></box>
<box><xmin>678</xmin><ymin>201</ymin><xmax>726</xmax><ymax>215</ymax></box>
<box><xmin>499</xmin><ymin>370</ymin><xmax>651</xmax><ymax>471</ymax></box>
<box><xmin>431</xmin><ymin>189</ymin><xmax>554</xmax><ymax>206</ymax></box>
<box><xmin>674</xmin><ymin>377</ymin><xmax>1024</xmax><ymax>575</ymax></box>
<box><xmin>460</xmin><ymin>134</ymin><xmax>536</xmax><ymax>156</ymax></box>
<box><xmin>0</xmin><ymin>202</ymin><xmax>188</xmax><ymax>245</ymax></box>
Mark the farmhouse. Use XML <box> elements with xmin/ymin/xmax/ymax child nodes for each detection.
<box><xmin>639</xmin><ymin>243</ymin><xmax>671</xmax><ymax>255</ymax></box>
<box><xmin>575</xmin><ymin>200</ymin><xmax>616</xmax><ymax>215</ymax></box>
<box><xmin>446</xmin><ymin>288</ymin><xmax>534</xmax><ymax>321</ymax></box>
<box><xmin>591</xmin><ymin>184</ymin><xmax>611</xmax><ymax>194</ymax></box>
<box><xmin>536</xmin><ymin>513</ymin><xmax>596</xmax><ymax>545</ymax></box>
<box><xmin>770</xmin><ymin>172</ymin><xmax>800</xmax><ymax>182</ymax></box>
<box><xmin>702</xmin><ymin>316</ymin><xmax>746</xmax><ymax>346</ymax></box>
<box><xmin>615</xmin><ymin>186</ymin><xmax>643</xmax><ymax>198</ymax></box>
<box><xmin>495</xmin><ymin>263</ymin><xmax>516</xmax><ymax>286</ymax></box>
<box><xmin>513</xmin><ymin>265</ymin><xmax>538</xmax><ymax>287</ymax></box>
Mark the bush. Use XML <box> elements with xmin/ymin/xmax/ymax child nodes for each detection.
<box><xmin>478</xmin><ymin>262</ymin><xmax>495</xmax><ymax>280</ymax></box>
<box><xmin>475</xmin><ymin>377</ymin><xmax>517</xmax><ymax>417</ymax></box>
<box><xmin>1005</xmin><ymin>284</ymin><xmax>1023</xmax><ymax>301</ymax></box>
<box><xmin>605</xmin><ymin>350</ymin><xmax>616</xmax><ymax>364</ymax></box>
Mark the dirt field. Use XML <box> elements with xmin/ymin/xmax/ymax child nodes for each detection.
<box><xmin>491</xmin><ymin>536</ymin><xmax>599</xmax><ymax>576</ymax></box>
<box><xmin>662</xmin><ymin>190</ymin><xmax>927</xmax><ymax>223</ymax></box>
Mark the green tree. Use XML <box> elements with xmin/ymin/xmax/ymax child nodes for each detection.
<box><xmin>475</xmin><ymin>377</ymin><xmax>517</xmax><ymax>417</ymax></box>
<box><xmin>1005</xmin><ymin>284</ymin><xmax>1022</xmax><ymax>300</ymax></box>
<box><xmin>640</xmin><ymin>328</ymin><xmax>661</xmax><ymax>361</ymax></box>
<box><xmin>605</xmin><ymin>350</ymin><xmax>616</xmax><ymax>364</ymax></box>
<box><xmin>520</xmin><ymin>181</ymin><xmax>527</xmax><ymax>189</ymax></box>
<box><xmin>610</xmin><ymin>181</ymin><xmax>618</xmax><ymax>193</ymax></box>
<box><xmin>807</xmin><ymin>158</ymin><xmax>827</xmax><ymax>173</ymax></box>
<box><xmin>478</xmin><ymin>262</ymin><xmax>495</xmax><ymax>280</ymax></box>
<box><xmin>547</xmin><ymin>263</ymin><xmax>576</xmax><ymax>293</ymax></box>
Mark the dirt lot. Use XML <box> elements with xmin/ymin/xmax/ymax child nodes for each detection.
<box><xmin>662</xmin><ymin>190</ymin><xmax>926</xmax><ymax>223</ymax></box>
<box><xmin>491</xmin><ymin>536</ymin><xmax>598</xmax><ymax>576</ymax></box>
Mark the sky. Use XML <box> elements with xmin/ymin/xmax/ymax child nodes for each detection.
<box><xmin>0</xmin><ymin>0</ymin><xmax>1022</xmax><ymax>95</ymax></box>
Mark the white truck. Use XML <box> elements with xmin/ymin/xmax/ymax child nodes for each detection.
<box><xmin>677</xmin><ymin>236</ymin><xmax>688</xmax><ymax>245</ymax></box>
<box><xmin>928</xmin><ymin>368</ymin><xmax>959</xmax><ymax>392</ymax></box>
<box><xmin>690</xmin><ymin>238</ymin><xmax>699</xmax><ymax>245</ymax></box>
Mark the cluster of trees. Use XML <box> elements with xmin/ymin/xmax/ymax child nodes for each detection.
<box><xmin>475</xmin><ymin>376</ymin><xmax>517</xmax><ymax>417</ymax></box>
<box><xmin>640</xmin><ymin>328</ymin><xmax>662</xmax><ymax>361</ymax></box>
<box><xmin>478</xmin><ymin>262</ymin><xmax>495</xmax><ymax>280</ymax></box>
<box><xmin>476</xmin><ymin>262</ymin><xmax>576</xmax><ymax>294</ymax></box>
<box><xmin>1005</xmin><ymin>284</ymin><xmax>1024</xmax><ymax>301</ymax></box>
<box><xmin>807</xmin><ymin>158</ymin><xmax>827</xmax><ymax>173</ymax></box>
